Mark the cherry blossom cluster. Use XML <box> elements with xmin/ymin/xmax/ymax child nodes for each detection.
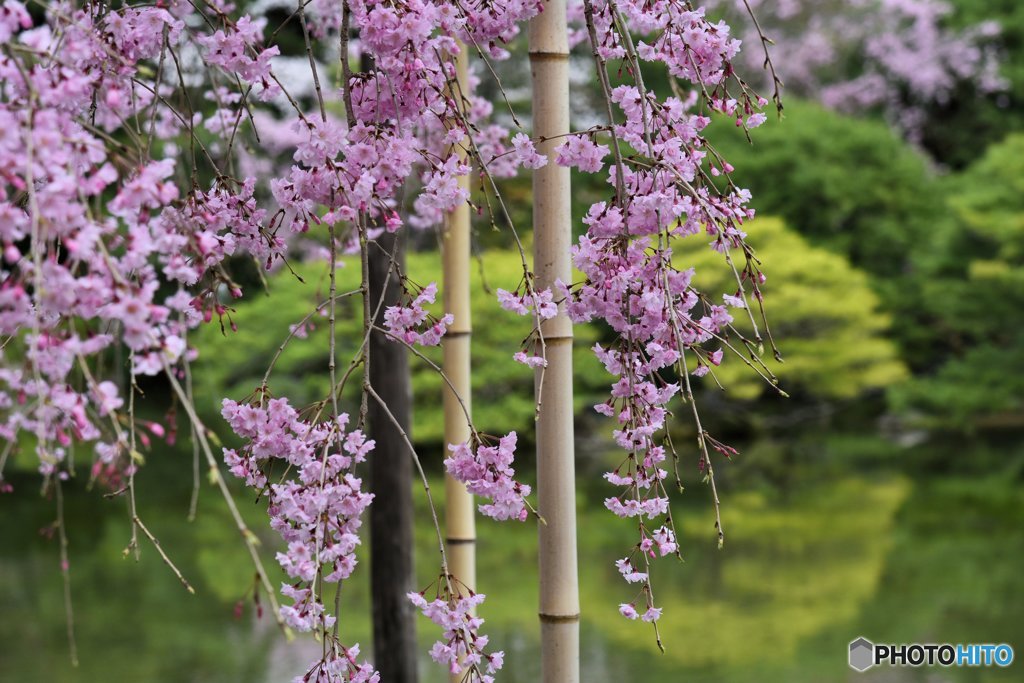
<box><xmin>577</xmin><ymin>0</ymin><xmax>751</xmax><ymax>114</ymax></box>
<box><xmin>197</xmin><ymin>15</ymin><xmax>280</xmax><ymax>102</ymax></box>
<box><xmin>0</xmin><ymin>2</ymin><xmax>258</xmax><ymax>483</ymax></box>
<box><xmin>557</xmin><ymin>0</ymin><xmax>772</xmax><ymax>626</ymax></box>
<box><xmin>510</xmin><ymin>133</ymin><xmax>549</xmax><ymax>170</ymax></box>
<box><xmin>221</xmin><ymin>396</ymin><xmax>378</xmax><ymax>677</ymax></box>
<box><xmin>445</xmin><ymin>432</ymin><xmax>532</xmax><ymax>522</ymax></box>
<box><xmin>383</xmin><ymin>283</ymin><xmax>454</xmax><ymax>347</ymax></box>
<box><xmin>295</xmin><ymin>643</ymin><xmax>380</xmax><ymax>683</ymax></box>
<box><xmin>408</xmin><ymin>586</ymin><xmax>504</xmax><ymax>682</ymax></box>
<box><xmin>259</xmin><ymin>0</ymin><xmax>546</xmax><ymax>240</ymax></box>
<box><xmin>613</xmin><ymin>524</ymin><xmax>677</xmax><ymax>622</ymax></box>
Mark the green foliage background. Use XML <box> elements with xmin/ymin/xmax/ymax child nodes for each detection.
<box><xmin>684</xmin><ymin>217</ymin><xmax>906</xmax><ymax>400</ymax></box>
<box><xmin>193</xmin><ymin>216</ymin><xmax>906</xmax><ymax>448</ymax></box>
<box><xmin>191</xmin><ymin>247</ymin><xmax>607</xmax><ymax>446</ymax></box>
<box><xmin>889</xmin><ymin>134</ymin><xmax>1024</xmax><ymax>425</ymax></box>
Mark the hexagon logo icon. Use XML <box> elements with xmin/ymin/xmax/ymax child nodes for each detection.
<box><xmin>849</xmin><ymin>637</ymin><xmax>875</xmax><ymax>672</ymax></box>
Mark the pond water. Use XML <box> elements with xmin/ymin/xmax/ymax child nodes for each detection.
<box><xmin>1</xmin><ymin>443</ymin><xmax>1021</xmax><ymax>683</ymax></box>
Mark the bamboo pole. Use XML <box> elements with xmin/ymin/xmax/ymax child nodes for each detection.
<box><xmin>529</xmin><ymin>3</ymin><xmax>580</xmax><ymax>682</ymax></box>
<box><xmin>442</xmin><ymin>41</ymin><xmax>477</xmax><ymax>674</ymax></box>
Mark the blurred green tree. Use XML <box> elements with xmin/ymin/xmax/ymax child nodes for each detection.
<box><xmin>709</xmin><ymin>100</ymin><xmax>950</xmax><ymax>280</ymax></box>
<box><xmin>705</xmin><ymin>100</ymin><xmax>963</xmax><ymax>373</ymax></box>
<box><xmin>890</xmin><ymin>134</ymin><xmax>1024</xmax><ymax>427</ymax></box>
<box><xmin>685</xmin><ymin>217</ymin><xmax>907</xmax><ymax>401</ymax></box>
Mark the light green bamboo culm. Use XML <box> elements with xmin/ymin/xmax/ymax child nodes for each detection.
<box><xmin>529</xmin><ymin>2</ymin><xmax>581</xmax><ymax>681</ymax></box>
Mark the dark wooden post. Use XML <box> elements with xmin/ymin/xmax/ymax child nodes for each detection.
<box><xmin>368</xmin><ymin>228</ymin><xmax>419</xmax><ymax>683</ymax></box>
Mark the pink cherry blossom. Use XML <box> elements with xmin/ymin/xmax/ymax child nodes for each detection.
<box><xmin>511</xmin><ymin>133</ymin><xmax>549</xmax><ymax>170</ymax></box>
<box><xmin>383</xmin><ymin>282</ymin><xmax>454</xmax><ymax>347</ymax></box>
<box><xmin>408</xmin><ymin>589</ymin><xmax>504</xmax><ymax>682</ymax></box>
<box><xmin>555</xmin><ymin>135</ymin><xmax>610</xmax><ymax>173</ymax></box>
<box><xmin>445</xmin><ymin>432</ymin><xmax>531</xmax><ymax>522</ymax></box>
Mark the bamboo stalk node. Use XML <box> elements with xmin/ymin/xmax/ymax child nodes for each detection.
<box><xmin>446</xmin><ymin>538</ymin><xmax>476</xmax><ymax>545</ymax></box>
<box><xmin>538</xmin><ymin>612</ymin><xmax>581</xmax><ymax>623</ymax></box>
<box><xmin>528</xmin><ymin>51</ymin><xmax>571</xmax><ymax>61</ymax></box>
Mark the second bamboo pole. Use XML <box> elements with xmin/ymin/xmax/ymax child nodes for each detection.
<box><xmin>529</xmin><ymin>2</ymin><xmax>581</xmax><ymax>681</ymax></box>
<box><xmin>442</xmin><ymin>43</ymin><xmax>477</xmax><ymax>679</ymax></box>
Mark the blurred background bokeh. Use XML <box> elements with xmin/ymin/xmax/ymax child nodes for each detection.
<box><xmin>2</xmin><ymin>1</ymin><xmax>1022</xmax><ymax>681</ymax></box>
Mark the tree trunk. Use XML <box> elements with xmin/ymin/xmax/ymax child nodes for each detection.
<box><xmin>368</xmin><ymin>228</ymin><xmax>419</xmax><ymax>683</ymax></box>
<box><xmin>529</xmin><ymin>3</ymin><xmax>581</xmax><ymax>682</ymax></box>
<box><xmin>443</xmin><ymin>42</ymin><xmax>477</xmax><ymax>681</ymax></box>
